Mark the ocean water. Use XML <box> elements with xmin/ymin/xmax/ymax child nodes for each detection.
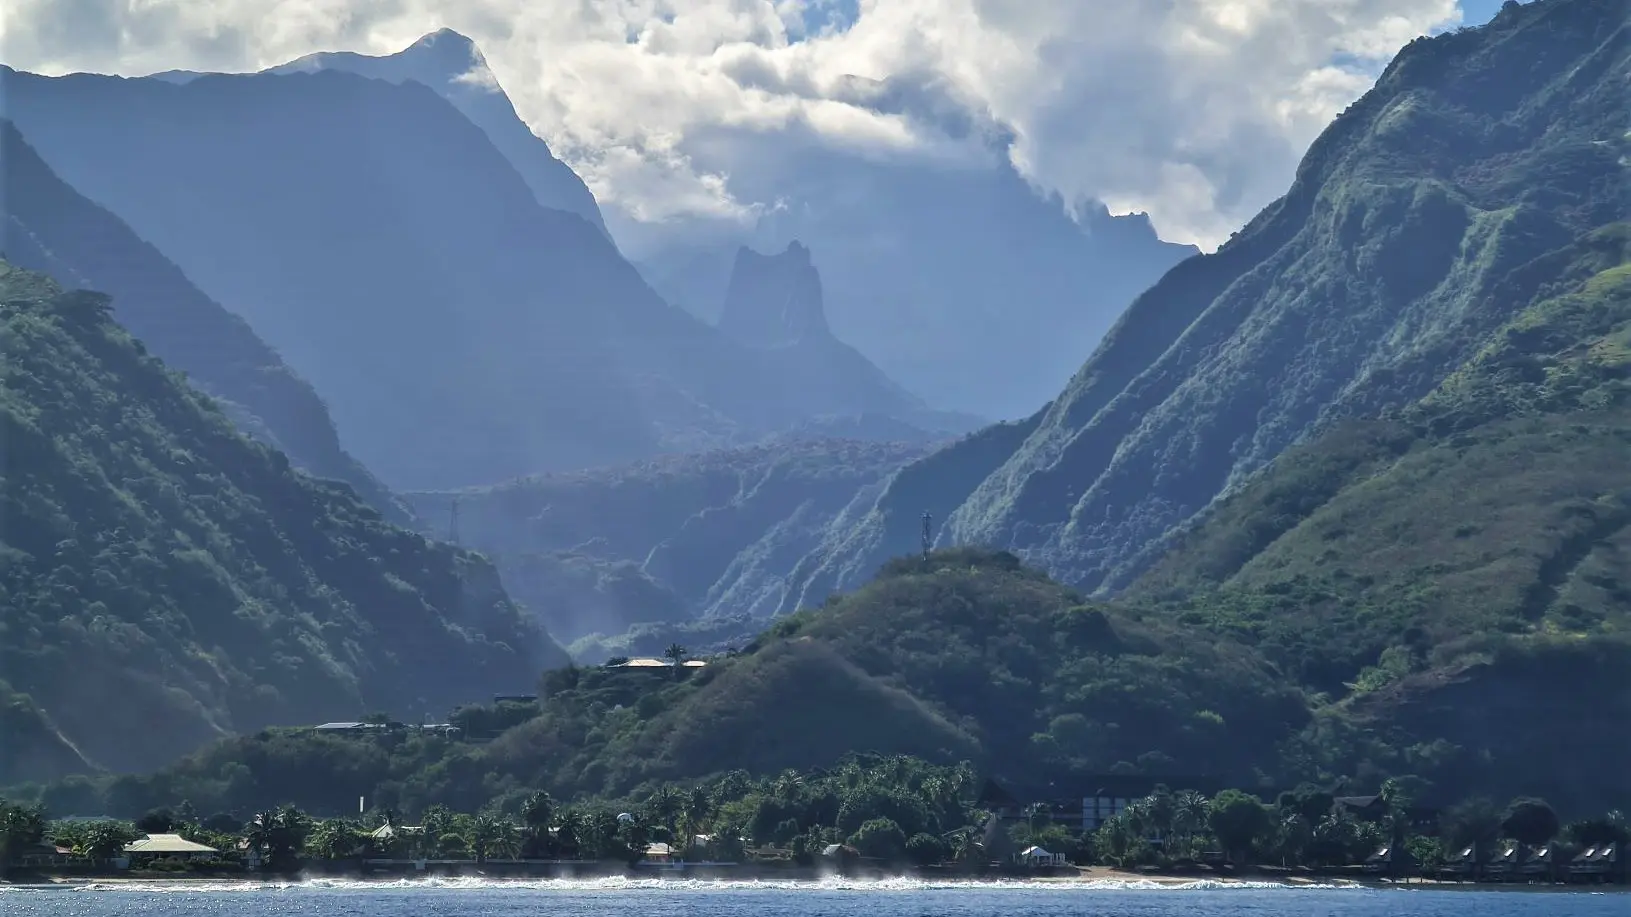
<box><xmin>2</xmin><ymin>878</ymin><xmax>1623</xmax><ymax>916</ymax></box>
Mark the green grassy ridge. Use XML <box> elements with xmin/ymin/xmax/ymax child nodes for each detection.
<box><xmin>0</xmin><ymin>261</ymin><xmax>566</xmax><ymax>777</ymax></box>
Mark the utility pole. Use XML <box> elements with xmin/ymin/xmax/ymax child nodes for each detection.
<box><xmin>921</xmin><ymin>512</ymin><xmax>933</xmax><ymax>563</ymax></box>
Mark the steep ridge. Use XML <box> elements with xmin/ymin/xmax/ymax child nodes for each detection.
<box><xmin>1124</xmin><ymin>224</ymin><xmax>1631</xmax><ymax>677</ymax></box>
<box><xmin>267</xmin><ymin>29</ymin><xmax>610</xmax><ymax>239</ymax></box>
<box><xmin>788</xmin><ymin>0</ymin><xmax>1630</xmax><ymax>603</ymax></box>
<box><xmin>0</xmin><ymin>65</ymin><xmax>965</xmax><ymax>490</ymax></box>
<box><xmin>0</xmin><ymin>262</ymin><xmax>566</xmax><ymax>773</ymax></box>
<box><xmin>714</xmin><ymin>241</ymin><xmax>981</xmax><ymax>434</ymax></box>
<box><xmin>718</xmin><ymin>241</ymin><xmax>830</xmax><ymax>347</ymax></box>
<box><xmin>405</xmin><ymin>438</ymin><xmax>929</xmax><ymax>647</ymax></box>
<box><xmin>0</xmin><ymin>120</ymin><xmax>411</xmax><ymax>525</ymax></box>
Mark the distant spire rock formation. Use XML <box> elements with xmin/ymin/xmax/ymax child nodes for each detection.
<box><xmin>717</xmin><ymin>240</ymin><xmax>831</xmax><ymax>349</ymax></box>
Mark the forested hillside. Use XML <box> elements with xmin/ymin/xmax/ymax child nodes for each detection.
<box><xmin>0</xmin><ymin>263</ymin><xmax>565</xmax><ymax>777</ymax></box>
<box><xmin>787</xmin><ymin>0</ymin><xmax>1629</xmax><ymax>604</ymax></box>
<box><xmin>59</xmin><ymin>548</ymin><xmax>1627</xmax><ymax>821</ymax></box>
<box><xmin>0</xmin><ymin>121</ymin><xmax>409</xmax><ymax>524</ymax></box>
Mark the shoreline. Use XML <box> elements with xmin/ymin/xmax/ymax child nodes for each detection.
<box><xmin>5</xmin><ymin>866</ymin><xmax>1624</xmax><ymax>892</ymax></box>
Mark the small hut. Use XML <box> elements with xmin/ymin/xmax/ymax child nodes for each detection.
<box><xmin>1018</xmin><ymin>845</ymin><xmax>1065</xmax><ymax>867</ymax></box>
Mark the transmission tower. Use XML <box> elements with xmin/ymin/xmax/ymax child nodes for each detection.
<box><xmin>449</xmin><ymin>496</ymin><xmax>462</xmax><ymax>547</ymax></box>
<box><xmin>921</xmin><ymin>512</ymin><xmax>933</xmax><ymax>562</ymax></box>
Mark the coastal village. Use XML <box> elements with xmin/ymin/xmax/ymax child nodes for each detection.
<box><xmin>3</xmin><ymin>663</ymin><xmax>1625</xmax><ymax>888</ymax></box>
<box><xmin>3</xmin><ymin>685</ymin><xmax>1624</xmax><ymax>889</ymax></box>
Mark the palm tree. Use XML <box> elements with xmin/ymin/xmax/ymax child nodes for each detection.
<box><xmin>555</xmin><ymin>809</ymin><xmax>585</xmax><ymax>858</ymax></box>
<box><xmin>647</xmin><ymin>785</ymin><xmax>682</xmax><ymax>839</ymax></box>
<box><xmin>520</xmin><ymin>792</ymin><xmax>554</xmax><ymax>857</ymax></box>
<box><xmin>773</xmin><ymin>769</ymin><xmax>805</xmax><ymax>799</ymax></box>
<box><xmin>245</xmin><ymin>807</ymin><xmax>309</xmax><ymax>871</ymax></box>
<box><xmin>1277</xmin><ymin>810</ymin><xmax>1311</xmax><ymax>867</ymax></box>
<box><xmin>680</xmin><ymin>788</ymin><xmax>713</xmax><ymax>851</ymax></box>
<box><xmin>1173</xmin><ymin>791</ymin><xmax>1210</xmax><ymax>854</ymax></box>
<box><xmin>468</xmin><ymin>815</ymin><xmax>517</xmax><ymax>864</ymax></box>
<box><xmin>663</xmin><ymin>643</ymin><xmax>689</xmax><ymax>679</ymax></box>
<box><xmin>79</xmin><ymin>821</ymin><xmax>137</xmax><ymax>865</ymax></box>
<box><xmin>307</xmin><ymin>820</ymin><xmax>362</xmax><ymax>862</ymax></box>
<box><xmin>1095</xmin><ymin>813</ymin><xmax>1137</xmax><ymax>867</ymax></box>
<box><xmin>413</xmin><ymin>805</ymin><xmax>453</xmax><ymax>859</ymax></box>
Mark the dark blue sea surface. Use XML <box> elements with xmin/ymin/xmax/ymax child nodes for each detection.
<box><xmin>3</xmin><ymin>878</ymin><xmax>1622</xmax><ymax>916</ymax></box>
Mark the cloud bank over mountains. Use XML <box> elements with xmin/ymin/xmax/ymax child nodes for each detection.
<box><xmin>4</xmin><ymin>0</ymin><xmax>1477</xmax><ymax>247</ymax></box>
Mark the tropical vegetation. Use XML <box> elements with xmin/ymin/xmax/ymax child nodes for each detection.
<box><xmin>0</xmin><ymin>261</ymin><xmax>565</xmax><ymax>779</ymax></box>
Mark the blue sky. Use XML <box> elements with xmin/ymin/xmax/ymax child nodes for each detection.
<box><xmin>1461</xmin><ymin>0</ymin><xmax>1509</xmax><ymax>25</ymax></box>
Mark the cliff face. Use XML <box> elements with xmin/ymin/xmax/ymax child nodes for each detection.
<box><xmin>785</xmin><ymin>0</ymin><xmax>1629</xmax><ymax>605</ymax></box>
<box><xmin>717</xmin><ymin>242</ymin><xmax>830</xmax><ymax>348</ymax></box>
<box><xmin>714</xmin><ymin>240</ymin><xmax>982</xmax><ymax>435</ymax></box>
<box><xmin>0</xmin><ymin>120</ymin><xmax>411</xmax><ymax>525</ymax></box>
<box><xmin>268</xmin><ymin>29</ymin><xmax>609</xmax><ymax>238</ymax></box>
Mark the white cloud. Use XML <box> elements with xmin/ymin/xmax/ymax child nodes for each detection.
<box><xmin>1</xmin><ymin>0</ymin><xmax>1469</xmax><ymax>247</ymax></box>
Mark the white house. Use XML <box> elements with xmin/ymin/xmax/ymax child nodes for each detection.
<box><xmin>1018</xmin><ymin>845</ymin><xmax>1066</xmax><ymax>866</ymax></box>
<box><xmin>125</xmin><ymin>834</ymin><xmax>220</xmax><ymax>863</ymax></box>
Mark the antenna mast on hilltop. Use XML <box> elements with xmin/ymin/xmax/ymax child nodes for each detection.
<box><xmin>921</xmin><ymin>512</ymin><xmax>933</xmax><ymax>562</ymax></box>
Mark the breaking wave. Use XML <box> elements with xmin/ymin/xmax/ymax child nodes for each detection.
<box><xmin>27</xmin><ymin>876</ymin><xmax>1361</xmax><ymax>894</ymax></box>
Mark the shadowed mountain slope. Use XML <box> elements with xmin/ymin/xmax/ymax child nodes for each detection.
<box><xmin>268</xmin><ymin>28</ymin><xmax>610</xmax><ymax>240</ymax></box>
<box><xmin>0</xmin><ymin>261</ymin><xmax>566</xmax><ymax>773</ymax></box>
<box><xmin>0</xmin><ymin>120</ymin><xmax>410</xmax><ymax>525</ymax></box>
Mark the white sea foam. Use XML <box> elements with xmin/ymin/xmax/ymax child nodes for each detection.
<box><xmin>37</xmin><ymin>876</ymin><xmax>1361</xmax><ymax>894</ymax></box>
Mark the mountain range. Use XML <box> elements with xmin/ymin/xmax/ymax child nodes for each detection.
<box><xmin>122</xmin><ymin>0</ymin><xmax>1630</xmax><ymax>811</ymax></box>
<box><xmin>0</xmin><ymin>58</ymin><xmax>971</xmax><ymax>492</ymax></box>
<box><xmin>1</xmin><ymin>0</ymin><xmax>1626</xmax><ymax>815</ymax></box>
<box><xmin>239</xmin><ymin>28</ymin><xmax>1199</xmax><ymax>424</ymax></box>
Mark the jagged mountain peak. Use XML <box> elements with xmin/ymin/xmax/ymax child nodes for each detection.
<box><xmin>720</xmin><ymin>240</ymin><xmax>830</xmax><ymax>348</ymax></box>
<box><xmin>411</xmin><ymin>27</ymin><xmax>479</xmax><ymax>52</ymax></box>
<box><xmin>268</xmin><ymin>28</ymin><xmax>610</xmax><ymax>237</ymax></box>
<box><xmin>399</xmin><ymin>28</ymin><xmax>494</xmax><ymax>79</ymax></box>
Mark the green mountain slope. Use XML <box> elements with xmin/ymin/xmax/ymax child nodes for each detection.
<box><xmin>1101</xmin><ymin>223</ymin><xmax>1631</xmax><ymax>815</ymax></box>
<box><xmin>0</xmin><ymin>262</ymin><xmax>567</xmax><ymax>774</ymax></box>
<box><xmin>0</xmin><ymin>120</ymin><xmax>410</xmax><ymax>525</ymax></box>
<box><xmin>787</xmin><ymin>0</ymin><xmax>1629</xmax><ymax>603</ymax></box>
<box><xmin>1129</xmin><ymin>225</ymin><xmax>1631</xmax><ymax>669</ymax></box>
